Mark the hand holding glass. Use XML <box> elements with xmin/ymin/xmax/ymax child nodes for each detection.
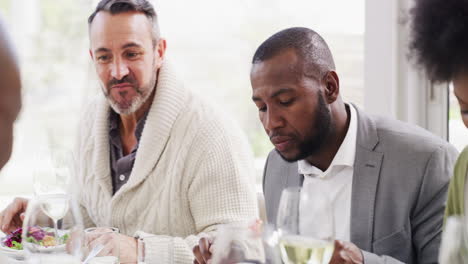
<box><xmin>84</xmin><ymin>227</ymin><xmax>120</xmax><ymax>264</ymax></box>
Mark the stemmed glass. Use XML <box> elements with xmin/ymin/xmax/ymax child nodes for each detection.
<box><xmin>32</xmin><ymin>148</ymin><xmax>74</xmax><ymax>241</ymax></box>
<box><xmin>276</xmin><ymin>187</ymin><xmax>334</xmax><ymax>264</ymax></box>
<box><xmin>33</xmin><ymin>148</ymin><xmax>73</xmax><ymax>196</ymax></box>
<box><xmin>21</xmin><ymin>195</ymin><xmax>84</xmax><ymax>263</ymax></box>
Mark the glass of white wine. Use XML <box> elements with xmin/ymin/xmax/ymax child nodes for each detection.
<box><xmin>22</xmin><ymin>195</ymin><xmax>84</xmax><ymax>263</ymax></box>
<box><xmin>276</xmin><ymin>187</ymin><xmax>334</xmax><ymax>264</ymax></box>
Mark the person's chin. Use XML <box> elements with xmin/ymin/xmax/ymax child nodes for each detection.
<box><xmin>275</xmin><ymin>148</ymin><xmax>301</xmax><ymax>163</ymax></box>
<box><xmin>108</xmin><ymin>100</ymin><xmax>131</xmax><ymax>115</ymax></box>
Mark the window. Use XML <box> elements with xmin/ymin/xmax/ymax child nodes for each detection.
<box><xmin>0</xmin><ymin>0</ymin><xmax>94</xmax><ymax>209</ymax></box>
<box><xmin>157</xmin><ymin>0</ymin><xmax>365</xmax><ymax>183</ymax></box>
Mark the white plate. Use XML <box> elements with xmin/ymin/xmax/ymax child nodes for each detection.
<box><xmin>0</xmin><ymin>244</ymin><xmax>24</xmax><ymax>260</ymax></box>
<box><xmin>0</xmin><ymin>238</ymin><xmax>67</xmax><ymax>260</ymax></box>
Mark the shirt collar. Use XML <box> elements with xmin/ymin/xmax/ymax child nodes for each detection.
<box><xmin>298</xmin><ymin>103</ymin><xmax>358</xmax><ymax>178</ymax></box>
<box><xmin>108</xmin><ymin>110</ymin><xmax>149</xmax><ymax>144</ymax></box>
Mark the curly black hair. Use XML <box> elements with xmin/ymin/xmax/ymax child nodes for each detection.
<box><xmin>409</xmin><ymin>0</ymin><xmax>468</xmax><ymax>82</ymax></box>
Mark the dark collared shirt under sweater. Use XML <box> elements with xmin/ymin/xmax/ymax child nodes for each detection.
<box><xmin>108</xmin><ymin>110</ymin><xmax>148</xmax><ymax>194</ymax></box>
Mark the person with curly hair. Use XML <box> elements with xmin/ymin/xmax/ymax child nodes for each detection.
<box><xmin>409</xmin><ymin>0</ymin><xmax>468</xmax><ymax>218</ymax></box>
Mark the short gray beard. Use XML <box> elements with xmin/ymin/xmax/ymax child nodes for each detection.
<box><xmin>104</xmin><ymin>70</ymin><xmax>157</xmax><ymax>115</ymax></box>
<box><xmin>107</xmin><ymin>87</ymin><xmax>152</xmax><ymax>115</ymax></box>
<box><xmin>102</xmin><ymin>57</ymin><xmax>158</xmax><ymax>115</ymax></box>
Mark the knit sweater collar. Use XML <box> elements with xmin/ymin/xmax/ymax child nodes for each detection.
<box><xmin>92</xmin><ymin>61</ymin><xmax>188</xmax><ymax>197</ymax></box>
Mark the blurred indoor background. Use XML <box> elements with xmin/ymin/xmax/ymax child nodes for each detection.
<box><xmin>0</xmin><ymin>0</ymin><xmax>464</xmax><ymax>209</ymax></box>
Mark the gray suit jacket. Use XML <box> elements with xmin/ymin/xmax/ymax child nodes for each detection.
<box><xmin>263</xmin><ymin>105</ymin><xmax>458</xmax><ymax>264</ymax></box>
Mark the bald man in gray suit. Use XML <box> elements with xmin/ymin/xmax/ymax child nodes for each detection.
<box><xmin>252</xmin><ymin>27</ymin><xmax>457</xmax><ymax>264</ymax></box>
<box><xmin>193</xmin><ymin>27</ymin><xmax>457</xmax><ymax>264</ymax></box>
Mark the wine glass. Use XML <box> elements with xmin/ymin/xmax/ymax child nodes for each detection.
<box><xmin>21</xmin><ymin>195</ymin><xmax>84</xmax><ymax>263</ymax></box>
<box><xmin>33</xmin><ymin>148</ymin><xmax>73</xmax><ymax>196</ymax></box>
<box><xmin>261</xmin><ymin>223</ymin><xmax>282</xmax><ymax>264</ymax></box>
<box><xmin>276</xmin><ymin>187</ymin><xmax>334</xmax><ymax>264</ymax></box>
<box><xmin>439</xmin><ymin>216</ymin><xmax>468</xmax><ymax>264</ymax></box>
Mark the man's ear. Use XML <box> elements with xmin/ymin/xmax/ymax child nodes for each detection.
<box><xmin>323</xmin><ymin>71</ymin><xmax>340</xmax><ymax>104</ymax></box>
<box><xmin>155</xmin><ymin>38</ymin><xmax>167</xmax><ymax>69</ymax></box>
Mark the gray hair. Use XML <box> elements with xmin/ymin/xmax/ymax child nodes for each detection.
<box><xmin>88</xmin><ymin>0</ymin><xmax>160</xmax><ymax>45</ymax></box>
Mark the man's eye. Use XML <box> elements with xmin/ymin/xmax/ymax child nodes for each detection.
<box><xmin>259</xmin><ymin>106</ymin><xmax>267</xmax><ymax>112</ymax></box>
<box><xmin>97</xmin><ymin>55</ymin><xmax>110</xmax><ymax>62</ymax></box>
<box><xmin>126</xmin><ymin>52</ymin><xmax>141</xmax><ymax>58</ymax></box>
<box><xmin>279</xmin><ymin>99</ymin><xmax>294</xmax><ymax>106</ymax></box>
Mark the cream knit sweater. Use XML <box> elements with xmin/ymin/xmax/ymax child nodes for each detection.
<box><xmin>74</xmin><ymin>62</ymin><xmax>259</xmax><ymax>263</ymax></box>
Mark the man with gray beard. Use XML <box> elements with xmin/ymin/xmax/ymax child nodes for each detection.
<box><xmin>0</xmin><ymin>1</ymin><xmax>258</xmax><ymax>263</ymax></box>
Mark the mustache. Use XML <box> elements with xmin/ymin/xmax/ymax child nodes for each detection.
<box><xmin>107</xmin><ymin>76</ymin><xmax>137</xmax><ymax>88</ymax></box>
<box><xmin>269</xmin><ymin>131</ymin><xmax>293</xmax><ymax>140</ymax></box>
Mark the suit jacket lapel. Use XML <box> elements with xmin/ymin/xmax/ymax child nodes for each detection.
<box><xmin>286</xmin><ymin>163</ymin><xmax>303</xmax><ymax>189</ymax></box>
<box><xmin>350</xmin><ymin>105</ymin><xmax>383</xmax><ymax>251</ymax></box>
<box><xmin>351</xmin><ymin>146</ymin><xmax>383</xmax><ymax>251</ymax></box>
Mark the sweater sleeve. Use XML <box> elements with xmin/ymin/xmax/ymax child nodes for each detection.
<box><xmin>134</xmin><ymin>118</ymin><xmax>259</xmax><ymax>263</ymax></box>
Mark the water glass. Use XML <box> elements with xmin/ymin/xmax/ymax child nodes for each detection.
<box><xmin>211</xmin><ymin>222</ymin><xmax>265</xmax><ymax>264</ymax></box>
<box><xmin>84</xmin><ymin>227</ymin><xmax>120</xmax><ymax>264</ymax></box>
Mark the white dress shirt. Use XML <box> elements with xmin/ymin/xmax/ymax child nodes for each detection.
<box><xmin>298</xmin><ymin>104</ymin><xmax>357</xmax><ymax>242</ymax></box>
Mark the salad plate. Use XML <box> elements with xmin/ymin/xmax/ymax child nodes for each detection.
<box><xmin>1</xmin><ymin>227</ymin><xmax>69</xmax><ymax>260</ymax></box>
<box><xmin>0</xmin><ymin>228</ymin><xmax>24</xmax><ymax>260</ymax></box>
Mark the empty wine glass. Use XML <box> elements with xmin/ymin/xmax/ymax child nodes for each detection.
<box><xmin>22</xmin><ymin>195</ymin><xmax>84</xmax><ymax>263</ymax></box>
<box><xmin>276</xmin><ymin>187</ymin><xmax>334</xmax><ymax>264</ymax></box>
<box><xmin>33</xmin><ymin>147</ymin><xmax>73</xmax><ymax>196</ymax></box>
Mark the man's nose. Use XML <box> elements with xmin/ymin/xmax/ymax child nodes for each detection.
<box><xmin>264</xmin><ymin>109</ymin><xmax>284</xmax><ymax>131</ymax></box>
<box><xmin>110</xmin><ymin>59</ymin><xmax>129</xmax><ymax>80</ymax></box>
